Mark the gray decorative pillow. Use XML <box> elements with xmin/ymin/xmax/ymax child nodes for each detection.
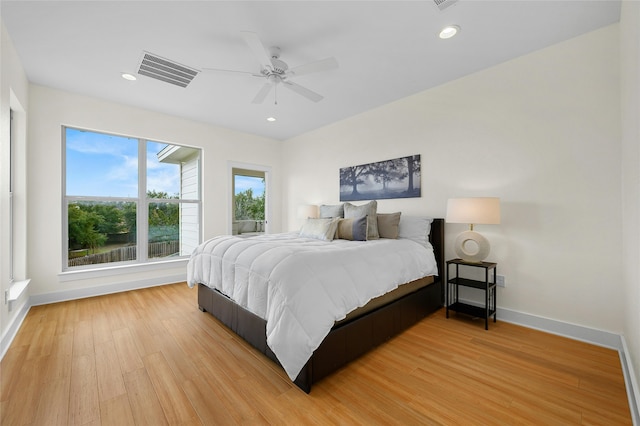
<box><xmin>343</xmin><ymin>201</ymin><xmax>379</xmax><ymax>240</ymax></box>
<box><xmin>319</xmin><ymin>204</ymin><xmax>344</xmax><ymax>218</ymax></box>
<box><xmin>299</xmin><ymin>218</ymin><xmax>339</xmax><ymax>241</ymax></box>
<box><xmin>335</xmin><ymin>216</ymin><xmax>368</xmax><ymax>241</ymax></box>
<box><xmin>377</xmin><ymin>212</ymin><xmax>401</xmax><ymax>239</ymax></box>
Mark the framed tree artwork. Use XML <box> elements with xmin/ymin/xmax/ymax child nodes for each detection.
<box><xmin>340</xmin><ymin>155</ymin><xmax>421</xmax><ymax>201</ymax></box>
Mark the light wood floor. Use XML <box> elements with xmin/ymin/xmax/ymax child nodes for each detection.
<box><xmin>0</xmin><ymin>282</ymin><xmax>632</xmax><ymax>425</ymax></box>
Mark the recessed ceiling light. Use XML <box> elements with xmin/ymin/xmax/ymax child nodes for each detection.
<box><xmin>439</xmin><ymin>25</ymin><xmax>460</xmax><ymax>39</ymax></box>
<box><xmin>266</xmin><ymin>117</ymin><xmax>276</xmax><ymax>122</ymax></box>
<box><xmin>121</xmin><ymin>73</ymin><xmax>137</xmax><ymax>81</ymax></box>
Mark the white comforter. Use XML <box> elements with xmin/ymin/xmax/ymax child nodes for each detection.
<box><xmin>187</xmin><ymin>232</ymin><xmax>438</xmax><ymax>380</ymax></box>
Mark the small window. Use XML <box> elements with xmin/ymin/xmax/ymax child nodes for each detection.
<box><xmin>63</xmin><ymin>127</ymin><xmax>201</xmax><ymax>270</ymax></box>
<box><xmin>232</xmin><ymin>168</ymin><xmax>266</xmax><ymax>235</ymax></box>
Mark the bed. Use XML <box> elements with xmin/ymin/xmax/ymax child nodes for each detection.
<box><xmin>187</xmin><ymin>216</ymin><xmax>444</xmax><ymax>393</ymax></box>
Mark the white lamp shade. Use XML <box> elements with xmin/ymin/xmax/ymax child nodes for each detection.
<box><xmin>446</xmin><ymin>197</ymin><xmax>501</xmax><ymax>225</ymax></box>
<box><xmin>297</xmin><ymin>204</ymin><xmax>318</xmax><ymax>219</ymax></box>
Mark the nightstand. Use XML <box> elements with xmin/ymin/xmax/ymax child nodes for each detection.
<box><xmin>445</xmin><ymin>258</ymin><xmax>497</xmax><ymax>330</ymax></box>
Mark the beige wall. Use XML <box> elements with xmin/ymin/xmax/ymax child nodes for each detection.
<box><xmin>26</xmin><ymin>85</ymin><xmax>283</xmax><ymax>299</ymax></box>
<box><xmin>620</xmin><ymin>0</ymin><xmax>640</xmax><ymax>409</ymax></box>
<box><xmin>283</xmin><ymin>25</ymin><xmax>623</xmax><ymax>333</ymax></box>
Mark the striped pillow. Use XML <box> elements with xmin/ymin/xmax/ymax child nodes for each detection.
<box><xmin>343</xmin><ymin>201</ymin><xmax>379</xmax><ymax>240</ymax></box>
<box><xmin>335</xmin><ymin>216</ymin><xmax>368</xmax><ymax>241</ymax></box>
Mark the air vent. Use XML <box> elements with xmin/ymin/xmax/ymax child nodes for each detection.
<box><xmin>433</xmin><ymin>0</ymin><xmax>458</xmax><ymax>12</ymax></box>
<box><xmin>136</xmin><ymin>52</ymin><xmax>198</xmax><ymax>88</ymax></box>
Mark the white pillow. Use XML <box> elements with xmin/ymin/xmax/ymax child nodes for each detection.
<box><xmin>299</xmin><ymin>218</ymin><xmax>339</xmax><ymax>241</ymax></box>
<box><xmin>398</xmin><ymin>216</ymin><xmax>433</xmax><ymax>249</ymax></box>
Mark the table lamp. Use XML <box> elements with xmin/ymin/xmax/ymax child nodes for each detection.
<box><xmin>298</xmin><ymin>205</ymin><xmax>318</xmax><ymax>219</ymax></box>
<box><xmin>446</xmin><ymin>197</ymin><xmax>500</xmax><ymax>263</ymax></box>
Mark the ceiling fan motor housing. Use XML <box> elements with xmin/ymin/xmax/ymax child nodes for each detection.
<box><xmin>269</xmin><ymin>58</ymin><xmax>288</xmax><ymax>74</ymax></box>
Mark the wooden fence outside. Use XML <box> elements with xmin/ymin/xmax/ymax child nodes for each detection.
<box><xmin>68</xmin><ymin>241</ymin><xmax>179</xmax><ymax>267</ymax></box>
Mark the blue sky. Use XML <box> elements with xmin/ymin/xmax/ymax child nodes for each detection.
<box><xmin>66</xmin><ymin>128</ymin><xmax>179</xmax><ymax>198</ymax></box>
<box><xmin>66</xmin><ymin>128</ymin><xmax>265</xmax><ymax>198</ymax></box>
<box><xmin>235</xmin><ymin>175</ymin><xmax>264</xmax><ymax>197</ymax></box>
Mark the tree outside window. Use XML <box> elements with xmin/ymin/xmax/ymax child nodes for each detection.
<box><xmin>233</xmin><ymin>173</ymin><xmax>265</xmax><ymax>234</ymax></box>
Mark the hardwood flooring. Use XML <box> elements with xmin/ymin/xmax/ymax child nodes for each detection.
<box><xmin>0</xmin><ymin>282</ymin><xmax>632</xmax><ymax>425</ymax></box>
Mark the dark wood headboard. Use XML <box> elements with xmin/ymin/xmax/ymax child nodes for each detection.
<box><xmin>429</xmin><ymin>218</ymin><xmax>445</xmax><ymax>287</ymax></box>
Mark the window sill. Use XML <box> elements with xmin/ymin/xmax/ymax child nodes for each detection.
<box><xmin>58</xmin><ymin>258</ymin><xmax>189</xmax><ymax>282</ymax></box>
<box><xmin>7</xmin><ymin>279</ymin><xmax>31</xmax><ymax>303</ymax></box>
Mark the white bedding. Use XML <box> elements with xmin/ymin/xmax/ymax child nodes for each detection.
<box><xmin>187</xmin><ymin>232</ymin><xmax>438</xmax><ymax>380</ymax></box>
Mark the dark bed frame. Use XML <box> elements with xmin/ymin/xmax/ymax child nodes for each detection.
<box><xmin>197</xmin><ymin>218</ymin><xmax>445</xmax><ymax>393</ymax></box>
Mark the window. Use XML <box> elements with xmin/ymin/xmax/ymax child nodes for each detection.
<box><xmin>7</xmin><ymin>97</ymin><xmax>31</xmax><ymax>303</ymax></box>
<box><xmin>231</xmin><ymin>167</ymin><xmax>267</xmax><ymax>235</ymax></box>
<box><xmin>63</xmin><ymin>127</ymin><xmax>201</xmax><ymax>270</ymax></box>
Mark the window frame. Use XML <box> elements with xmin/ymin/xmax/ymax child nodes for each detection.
<box><xmin>9</xmin><ymin>109</ymin><xmax>14</xmax><ymax>283</ymax></box>
<box><xmin>227</xmin><ymin>161</ymin><xmax>271</xmax><ymax>235</ymax></box>
<box><xmin>61</xmin><ymin>126</ymin><xmax>201</xmax><ymax>272</ymax></box>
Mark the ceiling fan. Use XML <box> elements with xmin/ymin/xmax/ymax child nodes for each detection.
<box><xmin>202</xmin><ymin>31</ymin><xmax>339</xmax><ymax>104</ymax></box>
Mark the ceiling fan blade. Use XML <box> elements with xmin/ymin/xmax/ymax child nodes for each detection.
<box><xmin>201</xmin><ymin>67</ymin><xmax>263</xmax><ymax>77</ymax></box>
<box><xmin>241</xmin><ymin>31</ymin><xmax>273</xmax><ymax>72</ymax></box>
<box><xmin>282</xmin><ymin>81</ymin><xmax>324</xmax><ymax>102</ymax></box>
<box><xmin>252</xmin><ymin>83</ymin><xmax>273</xmax><ymax>104</ymax></box>
<box><xmin>288</xmin><ymin>57</ymin><xmax>339</xmax><ymax>77</ymax></box>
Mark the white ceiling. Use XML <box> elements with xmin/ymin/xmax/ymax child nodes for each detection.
<box><xmin>1</xmin><ymin>1</ymin><xmax>621</xmax><ymax>140</ymax></box>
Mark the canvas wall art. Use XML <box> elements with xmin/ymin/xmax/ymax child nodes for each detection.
<box><xmin>339</xmin><ymin>155</ymin><xmax>421</xmax><ymax>201</ymax></box>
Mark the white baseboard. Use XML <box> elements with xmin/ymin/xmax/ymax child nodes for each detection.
<box><xmin>620</xmin><ymin>336</ymin><xmax>640</xmax><ymax>426</ymax></box>
<box><xmin>0</xmin><ymin>299</ymin><xmax>31</xmax><ymax>360</ymax></box>
<box><xmin>30</xmin><ymin>274</ymin><xmax>186</xmax><ymax>306</ymax></box>
<box><xmin>496</xmin><ymin>306</ymin><xmax>622</xmax><ymax>350</ymax></box>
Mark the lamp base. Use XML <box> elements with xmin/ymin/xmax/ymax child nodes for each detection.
<box><xmin>454</xmin><ymin>230</ymin><xmax>490</xmax><ymax>263</ymax></box>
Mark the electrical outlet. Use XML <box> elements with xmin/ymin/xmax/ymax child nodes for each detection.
<box><xmin>496</xmin><ymin>275</ymin><xmax>505</xmax><ymax>288</ymax></box>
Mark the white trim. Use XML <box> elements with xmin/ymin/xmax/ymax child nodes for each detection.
<box><xmin>7</xmin><ymin>278</ymin><xmax>30</xmax><ymax>302</ymax></box>
<box><xmin>452</xmin><ymin>297</ymin><xmax>621</xmax><ymax>349</ymax></box>
<box><xmin>58</xmin><ymin>258</ymin><xmax>188</xmax><ymax>282</ymax></box>
<box><xmin>32</xmin><ymin>274</ymin><xmax>186</xmax><ymax>306</ymax></box>
<box><xmin>497</xmin><ymin>306</ymin><xmax>622</xmax><ymax>350</ymax></box>
<box><xmin>0</xmin><ymin>300</ymin><xmax>30</xmax><ymax>360</ymax></box>
<box><xmin>620</xmin><ymin>335</ymin><xmax>640</xmax><ymax>425</ymax></box>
